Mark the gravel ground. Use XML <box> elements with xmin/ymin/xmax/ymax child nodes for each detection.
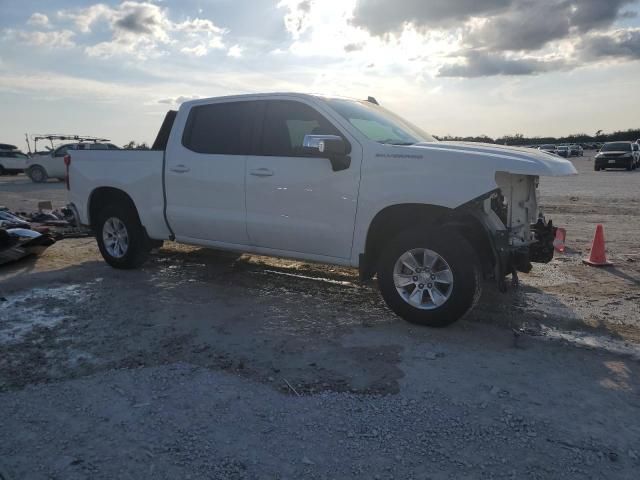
<box><xmin>1</xmin><ymin>152</ymin><xmax>639</xmax><ymax>479</ymax></box>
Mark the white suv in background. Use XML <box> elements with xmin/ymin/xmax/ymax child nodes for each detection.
<box><xmin>0</xmin><ymin>144</ymin><xmax>29</xmax><ymax>175</ymax></box>
<box><xmin>26</xmin><ymin>142</ymin><xmax>120</xmax><ymax>182</ymax></box>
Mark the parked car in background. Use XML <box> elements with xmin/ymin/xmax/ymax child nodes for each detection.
<box><xmin>0</xmin><ymin>144</ymin><xmax>29</xmax><ymax>175</ymax></box>
<box><xmin>556</xmin><ymin>145</ymin><xmax>570</xmax><ymax>158</ymax></box>
<box><xmin>538</xmin><ymin>144</ymin><xmax>557</xmax><ymax>154</ymax></box>
<box><xmin>67</xmin><ymin>93</ymin><xmax>576</xmax><ymax>327</ymax></box>
<box><xmin>26</xmin><ymin>142</ymin><xmax>120</xmax><ymax>182</ymax></box>
<box><xmin>568</xmin><ymin>144</ymin><xmax>583</xmax><ymax>157</ymax></box>
<box><xmin>594</xmin><ymin>142</ymin><xmax>636</xmax><ymax>171</ymax></box>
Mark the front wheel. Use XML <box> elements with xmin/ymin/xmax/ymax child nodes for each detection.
<box><xmin>28</xmin><ymin>165</ymin><xmax>47</xmax><ymax>183</ymax></box>
<box><xmin>377</xmin><ymin>229</ymin><xmax>481</xmax><ymax>327</ymax></box>
<box><xmin>96</xmin><ymin>204</ymin><xmax>151</xmax><ymax>269</ymax></box>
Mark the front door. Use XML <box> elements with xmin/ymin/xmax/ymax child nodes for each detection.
<box><xmin>245</xmin><ymin>99</ymin><xmax>361</xmax><ymax>259</ymax></box>
<box><xmin>165</xmin><ymin>100</ymin><xmax>262</xmax><ymax>245</ymax></box>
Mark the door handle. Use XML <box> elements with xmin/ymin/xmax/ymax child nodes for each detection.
<box><xmin>250</xmin><ymin>168</ymin><xmax>274</xmax><ymax>177</ymax></box>
<box><xmin>170</xmin><ymin>165</ymin><xmax>190</xmax><ymax>173</ymax></box>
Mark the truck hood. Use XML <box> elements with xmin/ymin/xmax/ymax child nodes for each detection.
<box><xmin>409</xmin><ymin>141</ymin><xmax>577</xmax><ymax>177</ymax></box>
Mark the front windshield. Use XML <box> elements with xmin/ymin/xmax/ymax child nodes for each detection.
<box><xmin>602</xmin><ymin>142</ymin><xmax>631</xmax><ymax>152</ymax></box>
<box><xmin>326</xmin><ymin>98</ymin><xmax>436</xmax><ymax>145</ymax></box>
<box><xmin>557</xmin><ymin>146</ymin><xmax>568</xmax><ymax>150</ymax></box>
<box><xmin>541</xmin><ymin>145</ymin><xmax>555</xmax><ymax>149</ymax></box>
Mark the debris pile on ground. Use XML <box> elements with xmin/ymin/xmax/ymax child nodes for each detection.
<box><xmin>0</xmin><ymin>228</ymin><xmax>56</xmax><ymax>265</ymax></box>
<box><xmin>0</xmin><ymin>204</ymin><xmax>91</xmax><ymax>265</ymax></box>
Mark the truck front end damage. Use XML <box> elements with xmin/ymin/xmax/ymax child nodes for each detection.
<box><xmin>466</xmin><ymin>172</ymin><xmax>557</xmax><ymax>291</ymax></box>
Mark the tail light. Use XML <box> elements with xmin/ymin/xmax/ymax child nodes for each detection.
<box><xmin>64</xmin><ymin>154</ymin><xmax>71</xmax><ymax>190</ymax></box>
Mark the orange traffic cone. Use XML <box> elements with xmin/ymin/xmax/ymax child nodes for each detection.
<box><xmin>553</xmin><ymin>227</ymin><xmax>566</xmax><ymax>253</ymax></box>
<box><xmin>583</xmin><ymin>224</ymin><xmax>613</xmax><ymax>266</ymax></box>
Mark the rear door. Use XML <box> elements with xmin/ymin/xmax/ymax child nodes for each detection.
<box><xmin>164</xmin><ymin>100</ymin><xmax>263</xmax><ymax>245</ymax></box>
<box><xmin>245</xmin><ymin>99</ymin><xmax>361</xmax><ymax>259</ymax></box>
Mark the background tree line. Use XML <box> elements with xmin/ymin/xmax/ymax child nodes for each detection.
<box><xmin>436</xmin><ymin>128</ymin><xmax>640</xmax><ymax>146</ymax></box>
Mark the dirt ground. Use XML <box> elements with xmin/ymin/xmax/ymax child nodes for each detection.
<box><xmin>1</xmin><ymin>152</ymin><xmax>639</xmax><ymax>479</ymax></box>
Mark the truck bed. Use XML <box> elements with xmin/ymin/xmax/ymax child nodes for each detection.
<box><xmin>68</xmin><ymin>150</ymin><xmax>171</xmax><ymax>239</ymax></box>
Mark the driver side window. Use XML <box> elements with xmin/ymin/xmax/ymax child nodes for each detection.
<box><xmin>261</xmin><ymin>100</ymin><xmax>342</xmax><ymax>157</ymax></box>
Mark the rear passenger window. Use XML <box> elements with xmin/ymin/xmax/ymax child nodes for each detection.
<box><xmin>182</xmin><ymin>101</ymin><xmax>261</xmax><ymax>155</ymax></box>
<box><xmin>261</xmin><ymin>100</ymin><xmax>342</xmax><ymax>157</ymax></box>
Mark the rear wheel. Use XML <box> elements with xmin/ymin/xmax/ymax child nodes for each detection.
<box><xmin>0</xmin><ymin>165</ymin><xmax>5</xmax><ymax>176</ymax></box>
<box><xmin>28</xmin><ymin>165</ymin><xmax>47</xmax><ymax>183</ymax></box>
<box><xmin>626</xmin><ymin>160</ymin><xmax>633</xmax><ymax>171</ymax></box>
<box><xmin>377</xmin><ymin>228</ymin><xmax>481</xmax><ymax>327</ymax></box>
<box><xmin>96</xmin><ymin>203</ymin><xmax>151</xmax><ymax>269</ymax></box>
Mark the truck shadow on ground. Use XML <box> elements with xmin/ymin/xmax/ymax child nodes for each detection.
<box><xmin>1</xmin><ymin>245</ymin><xmax>638</xmax><ymax>399</ymax></box>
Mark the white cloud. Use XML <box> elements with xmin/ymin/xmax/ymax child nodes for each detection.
<box><xmin>227</xmin><ymin>44</ymin><xmax>243</xmax><ymax>58</ymax></box>
<box><xmin>57</xmin><ymin>4</ymin><xmax>114</xmax><ymax>33</ymax></box>
<box><xmin>158</xmin><ymin>95</ymin><xmax>200</xmax><ymax>106</ymax></box>
<box><xmin>180</xmin><ymin>45</ymin><xmax>208</xmax><ymax>57</ymax></box>
<box><xmin>174</xmin><ymin>18</ymin><xmax>224</xmax><ymax>35</ymax></box>
<box><xmin>279</xmin><ymin>0</ymin><xmax>313</xmax><ymax>40</ymax></box>
<box><xmin>5</xmin><ymin>29</ymin><xmax>76</xmax><ymax>48</ymax></box>
<box><xmin>175</xmin><ymin>18</ymin><xmax>226</xmax><ymax>55</ymax></box>
<box><xmin>27</xmin><ymin>13</ymin><xmax>50</xmax><ymax>28</ymax></box>
<box><xmin>56</xmin><ymin>2</ymin><xmax>226</xmax><ymax>59</ymax></box>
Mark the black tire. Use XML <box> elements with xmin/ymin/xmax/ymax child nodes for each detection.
<box><xmin>626</xmin><ymin>160</ymin><xmax>633</xmax><ymax>171</ymax></box>
<box><xmin>377</xmin><ymin>228</ymin><xmax>481</xmax><ymax>327</ymax></box>
<box><xmin>95</xmin><ymin>203</ymin><xmax>151</xmax><ymax>269</ymax></box>
<box><xmin>28</xmin><ymin>165</ymin><xmax>47</xmax><ymax>183</ymax></box>
<box><xmin>0</xmin><ymin>165</ymin><xmax>5</xmax><ymax>176</ymax></box>
<box><xmin>594</xmin><ymin>166</ymin><xmax>600</xmax><ymax>171</ymax></box>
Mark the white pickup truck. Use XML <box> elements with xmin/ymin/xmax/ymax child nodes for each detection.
<box><xmin>67</xmin><ymin>93</ymin><xmax>577</xmax><ymax>327</ymax></box>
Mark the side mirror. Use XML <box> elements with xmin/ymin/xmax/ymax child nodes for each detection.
<box><xmin>303</xmin><ymin>134</ymin><xmax>351</xmax><ymax>171</ymax></box>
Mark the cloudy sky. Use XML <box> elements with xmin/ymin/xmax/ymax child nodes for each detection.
<box><xmin>1</xmin><ymin>0</ymin><xmax>640</xmax><ymax>149</ymax></box>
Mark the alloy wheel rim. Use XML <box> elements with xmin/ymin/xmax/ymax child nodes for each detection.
<box><xmin>393</xmin><ymin>248</ymin><xmax>454</xmax><ymax>310</ymax></box>
<box><xmin>103</xmin><ymin>217</ymin><xmax>129</xmax><ymax>258</ymax></box>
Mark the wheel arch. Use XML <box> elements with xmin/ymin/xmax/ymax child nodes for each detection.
<box><xmin>88</xmin><ymin>187</ymin><xmax>141</xmax><ymax>230</ymax></box>
<box><xmin>27</xmin><ymin>163</ymin><xmax>46</xmax><ymax>173</ymax></box>
<box><xmin>360</xmin><ymin>203</ymin><xmax>496</xmax><ymax>281</ymax></box>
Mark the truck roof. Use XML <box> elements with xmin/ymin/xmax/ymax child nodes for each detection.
<box><xmin>180</xmin><ymin>92</ymin><xmax>355</xmax><ymax>109</ymax></box>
